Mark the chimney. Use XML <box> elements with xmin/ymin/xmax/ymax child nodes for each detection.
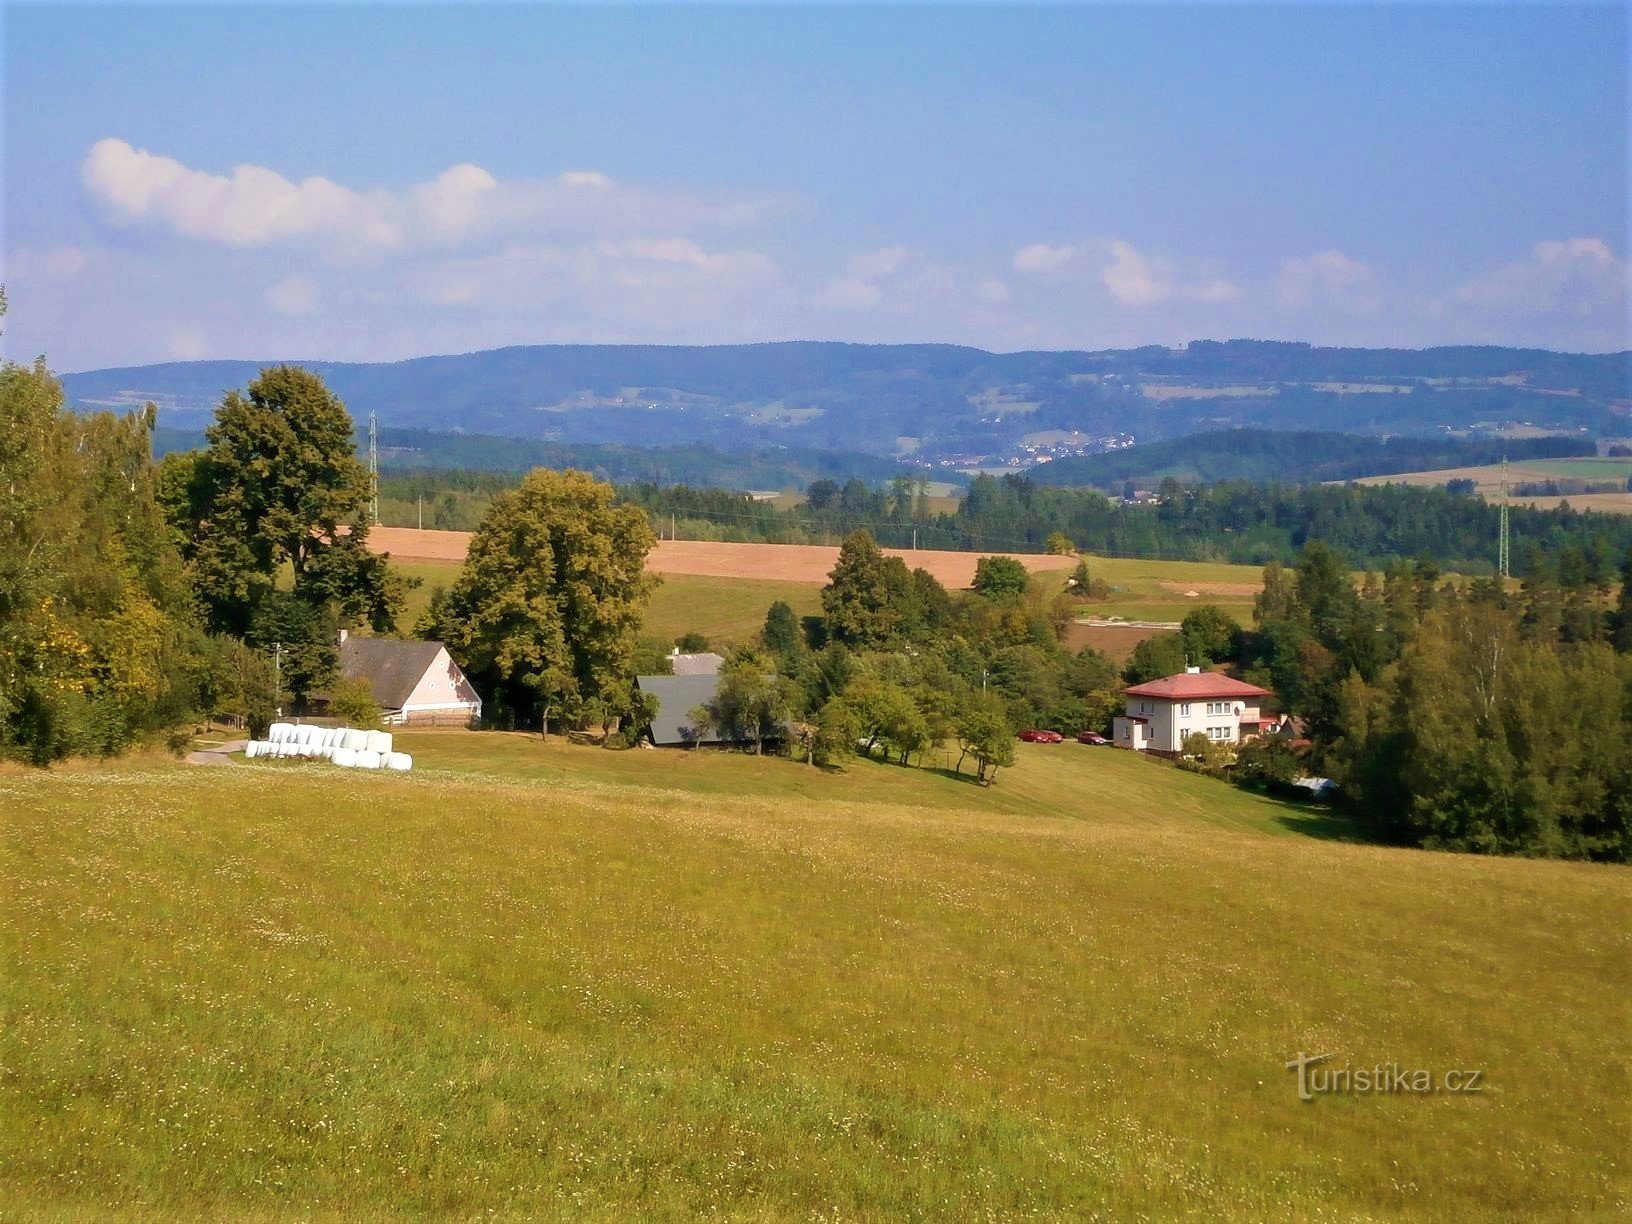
<box><xmin>1185</xmin><ymin>665</ymin><xmax>1201</xmax><ymax>674</ymax></box>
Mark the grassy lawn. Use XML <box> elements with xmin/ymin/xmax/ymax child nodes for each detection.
<box><xmin>641</xmin><ymin>574</ymin><xmax>822</xmax><ymax>648</ymax></box>
<box><xmin>2</xmin><ymin>737</ymin><xmax>1627</xmax><ymax>1217</ymax></box>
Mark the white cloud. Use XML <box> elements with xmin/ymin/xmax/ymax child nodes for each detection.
<box><xmin>559</xmin><ymin>170</ymin><xmax>613</xmax><ymax>190</ymax></box>
<box><xmin>1275</xmin><ymin>250</ymin><xmax>1381</xmax><ymax>313</ymax></box>
<box><xmin>83</xmin><ymin>138</ymin><xmax>402</xmax><ymax>248</ymax></box>
<box><xmin>1013</xmin><ymin>238</ymin><xmax>1239</xmax><ymax>306</ymax></box>
<box><xmin>81</xmin><ymin>138</ymin><xmax>785</xmax><ymax>255</ymax></box>
<box><xmin>1102</xmin><ymin>239</ymin><xmax>1170</xmax><ymax>306</ymax></box>
<box><xmin>1455</xmin><ymin>238</ymin><xmax>1628</xmax><ymax>315</ymax></box>
<box><xmin>410</xmin><ymin>163</ymin><xmax>499</xmax><ymax>239</ymax></box>
<box><xmin>1012</xmin><ymin>242</ymin><xmax>1089</xmax><ymax>273</ymax></box>
<box><xmin>264</xmin><ymin>275</ymin><xmax>320</xmax><ymax>316</ymax></box>
<box><xmin>167</xmin><ymin>326</ymin><xmax>207</xmax><ymax>359</ymax></box>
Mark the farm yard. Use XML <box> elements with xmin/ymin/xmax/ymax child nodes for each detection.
<box><xmin>2</xmin><ymin>735</ymin><xmax>1626</xmax><ymax>1218</ymax></box>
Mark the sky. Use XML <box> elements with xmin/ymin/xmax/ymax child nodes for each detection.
<box><xmin>2</xmin><ymin>1</ymin><xmax>1628</xmax><ymax>372</ymax></box>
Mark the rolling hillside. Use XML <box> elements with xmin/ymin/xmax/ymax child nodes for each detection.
<box><xmin>3</xmin><ymin>737</ymin><xmax>1626</xmax><ymax>1217</ymax></box>
<box><xmin>64</xmin><ymin>339</ymin><xmax>1630</xmax><ymax>460</ymax></box>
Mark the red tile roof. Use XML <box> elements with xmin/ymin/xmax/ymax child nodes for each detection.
<box><xmin>1123</xmin><ymin>672</ymin><xmax>1273</xmax><ymax>701</ymax></box>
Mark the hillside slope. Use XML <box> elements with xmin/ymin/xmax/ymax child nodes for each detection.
<box><xmin>2</xmin><ymin>743</ymin><xmax>1626</xmax><ymax>1217</ymax></box>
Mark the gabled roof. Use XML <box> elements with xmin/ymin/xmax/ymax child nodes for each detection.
<box><xmin>636</xmin><ymin>674</ymin><xmax>724</xmax><ymax>745</ymax></box>
<box><xmin>670</xmin><ymin>652</ymin><xmax>725</xmax><ymax>676</ymax></box>
<box><xmin>339</xmin><ymin>637</ymin><xmax>449</xmax><ymax>710</ymax></box>
<box><xmin>1123</xmin><ymin>672</ymin><xmax>1272</xmax><ymax>701</ymax></box>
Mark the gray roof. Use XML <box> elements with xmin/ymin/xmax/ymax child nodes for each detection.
<box><xmin>637</xmin><ymin>673</ymin><xmax>723</xmax><ymax>745</ymax></box>
<box><xmin>670</xmin><ymin>652</ymin><xmax>724</xmax><ymax>676</ymax></box>
<box><xmin>339</xmin><ymin>637</ymin><xmax>449</xmax><ymax>710</ymax></box>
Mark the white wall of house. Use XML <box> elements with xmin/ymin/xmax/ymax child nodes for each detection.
<box><xmin>1119</xmin><ymin>696</ymin><xmax>1259</xmax><ymax>753</ymax></box>
<box><xmin>394</xmin><ymin>647</ymin><xmax>483</xmax><ymax>724</ymax></box>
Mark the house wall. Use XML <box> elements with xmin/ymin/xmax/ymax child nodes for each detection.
<box><xmin>398</xmin><ymin>647</ymin><xmax>483</xmax><ymax>724</ymax></box>
<box><xmin>1122</xmin><ymin>696</ymin><xmax>1259</xmax><ymax>753</ymax></box>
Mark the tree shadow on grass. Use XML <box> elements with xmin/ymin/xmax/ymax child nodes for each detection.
<box><xmin>1259</xmin><ymin>795</ymin><xmax>1372</xmax><ymax>842</ymax></box>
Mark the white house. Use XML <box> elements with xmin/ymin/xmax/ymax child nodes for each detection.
<box><xmin>1112</xmin><ymin>667</ymin><xmax>1272</xmax><ymax>754</ymax></box>
<box><xmin>334</xmin><ymin>635</ymin><xmax>483</xmax><ymax>727</ymax></box>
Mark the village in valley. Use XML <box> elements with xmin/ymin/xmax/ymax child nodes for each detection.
<box><xmin>3</xmin><ymin>2</ymin><xmax>1629</xmax><ymax>1219</ymax></box>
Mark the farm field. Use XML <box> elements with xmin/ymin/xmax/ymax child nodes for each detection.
<box><xmin>392</xmin><ymin>560</ymin><xmax>822</xmax><ymax>649</ymax></box>
<box><xmin>370</xmin><ymin>527</ymin><xmax>1078</xmax><ymax>587</ymax></box>
<box><xmin>1350</xmin><ymin>457</ymin><xmax>1632</xmax><ymax>515</ymax></box>
<box><xmin>383</xmin><ymin>534</ymin><xmax>1265</xmax><ymax>653</ymax></box>
<box><xmin>3</xmin><ymin>737</ymin><xmax>1627</xmax><ymax>1217</ymax></box>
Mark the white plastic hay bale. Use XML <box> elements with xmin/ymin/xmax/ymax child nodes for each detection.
<box><xmin>244</xmin><ymin>740</ymin><xmax>260</xmax><ymax>759</ymax></box>
<box><xmin>324</xmin><ymin>728</ymin><xmax>341</xmax><ymax>748</ymax></box>
<box><xmin>291</xmin><ymin>725</ymin><xmax>310</xmax><ymax>745</ymax></box>
<box><xmin>341</xmin><ymin>729</ymin><xmax>366</xmax><ymax>752</ymax></box>
<box><xmin>269</xmin><ymin>722</ymin><xmax>293</xmax><ymax>743</ymax></box>
<box><xmin>332</xmin><ymin>746</ymin><xmax>357</xmax><ymax>768</ymax></box>
<box><xmin>384</xmin><ymin>752</ymin><xmax>412</xmax><ymax>772</ymax></box>
<box><xmin>355</xmin><ymin>749</ymin><xmax>382</xmax><ymax>770</ymax></box>
<box><xmin>365</xmin><ymin>730</ymin><xmax>392</xmax><ymax>756</ymax></box>
<box><xmin>316</xmin><ymin>745</ymin><xmax>332</xmax><ymax>761</ymax></box>
<box><xmin>281</xmin><ymin>742</ymin><xmax>299</xmax><ymax>759</ymax></box>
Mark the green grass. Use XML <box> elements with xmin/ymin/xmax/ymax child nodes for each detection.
<box><xmin>390</xmin><ymin>561</ymin><xmax>823</xmax><ymax>650</ymax></box>
<box><xmin>3</xmin><ymin>737</ymin><xmax>1627</xmax><ymax>1217</ymax></box>
<box><xmin>641</xmin><ymin>574</ymin><xmax>822</xmax><ymax>648</ymax></box>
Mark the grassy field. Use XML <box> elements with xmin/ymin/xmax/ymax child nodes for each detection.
<box><xmin>393</xmin><ymin>560</ymin><xmax>822</xmax><ymax>650</ymax></box>
<box><xmin>395</xmin><ymin>550</ymin><xmax>1266</xmax><ymax>656</ymax></box>
<box><xmin>3</xmin><ymin>734</ymin><xmax>1627</xmax><ymax>1217</ymax></box>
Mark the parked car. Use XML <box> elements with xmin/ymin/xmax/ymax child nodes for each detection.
<box><xmin>1018</xmin><ymin>729</ymin><xmax>1064</xmax><ymax>743</ymax></box>
<box><xmin>1077</xmin><ymin>731</ymin><xmax>1111</xmax><ymax>745</ymax></box>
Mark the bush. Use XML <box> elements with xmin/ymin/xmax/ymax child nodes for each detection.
<box><xmin>329</xmin><ymin>677</ymin><xmax>382</xmax><ymax>729</ymax></box>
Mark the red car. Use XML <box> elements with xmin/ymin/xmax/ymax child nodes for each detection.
<box><xmin>1077</xmin><ymin>731</ymin><xmax>1111</xmax><ymax>746</ymax></box>
<box><xmin>1018</xmin><ymin>729</ymin><xmax>1064</xmax><ymax>743</ymax></box>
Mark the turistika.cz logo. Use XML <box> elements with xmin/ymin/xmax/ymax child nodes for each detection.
<box><xmin>1285</xmin><ymin>1052</ymin><xmax>1485</xmax><ymax>1101</ymax></box>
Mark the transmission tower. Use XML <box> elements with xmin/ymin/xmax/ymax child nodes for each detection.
<box><xmin>1497</xmin><ymin>455</ymin><xmax>1510</xmax><ymax>581</ymax></box>
<box><xmin>368</xmin><ymin>410</ymin><xmax>380</xmax><ymax>526</ymax></box>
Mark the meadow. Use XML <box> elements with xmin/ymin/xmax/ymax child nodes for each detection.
<box><xmin>2</xmin><ymin>734</ymin><xmax>1627</xmax><ymax>1217</ymax></box>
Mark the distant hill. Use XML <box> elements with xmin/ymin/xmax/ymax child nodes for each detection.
<box><xmin>1030</xmin><ymin>430</ymin><xmax>1597</xmax><ymax>490</ymax></box>
<box><xmin>151</xmin><ymin>427</ymin><xmax>923</xmax><ymax>491</ymax></box>
<box><xmin>69</xmin><ymin>339</ymin><xmax>1630</xmax><ymax>461</ymax></box>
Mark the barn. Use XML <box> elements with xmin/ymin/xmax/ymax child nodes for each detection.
<box><xmin>334</xmin><ymin>635</ymin><xmax>483</xmax><ymax>727</ymax></box>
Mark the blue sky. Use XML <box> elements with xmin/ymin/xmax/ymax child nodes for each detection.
<box><xmin>3</xmin><ymin>1</ymin><xmax>1627</xmax><ymax>370</ymax></box>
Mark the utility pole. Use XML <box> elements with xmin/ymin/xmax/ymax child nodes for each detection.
<box><xmin>417</xmin><ymin>494</ymin><xmax>422</xmax><ymax>530</ymax></box>
<box><xmin>273</xmin><ymin>642</ymin><xmax>283</xmax><ymax>718</ymax></box>
<box><xmin>368</xmin><ymin>410</ymin><xmax>380</xmax><ymax>526</ymax></box>
<box><xmin>670</xmin><ymin>512</ymin><xmax>676</xmax><ymax>542</ymax></box>
<box><xmin>912</xmin><ymin>527</ymin><xmax>918</xmax><ymax>550</ymax></box>
<box><xmin>1498</xmin><ymin>455</ymin><xmax>1510</xmax><ymax>581</ymax></box>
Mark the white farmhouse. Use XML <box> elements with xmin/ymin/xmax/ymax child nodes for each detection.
<box><xmin>1112</xmin><ymin>667</ymin><xmax>1272</xmax><ymax>755</ymax></box>
<box><xmin>333</xmin><ymin>635</ymin><xmax>483</xmax><ymax>727</ymax></box>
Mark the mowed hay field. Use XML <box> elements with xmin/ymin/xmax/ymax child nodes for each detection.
<box><xmin>2</xmin><ymin>737</ymin><xmax>1627</xmax><ymax>1217</ymax></box>
<box><xmin>371</xmin><ymin>527</ymin><xmax>1078</xmax><ymax>587</ymax></box>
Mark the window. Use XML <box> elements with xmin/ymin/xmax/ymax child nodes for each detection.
<box><xmin>1178</xmin><ymin>703</ymin><xmax>1191</xmax><ymax>716</ymax></box>
<box><xmin>1208</xmin><ymin>726</ymin><xmax>1232</xmax><ymax>740</ymax></box>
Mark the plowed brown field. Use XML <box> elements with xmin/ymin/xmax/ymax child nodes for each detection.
<box><xmin>368</xmin><ymin>526</ymin><xmax>1077</xmax><ymax>588</ymax></box>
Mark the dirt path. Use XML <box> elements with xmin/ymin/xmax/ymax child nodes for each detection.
<box><xmin>185</xmin><ymin>739</ymin><xmax>245</xmax><ymax>766</ymax></box>
<box><xmin>370</xmin><ymin>526</ymin><xmax>1076</xmax><ymax>588</ymax></box>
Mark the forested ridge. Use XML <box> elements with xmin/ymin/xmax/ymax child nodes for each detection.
<box><xmin>1032</xmin><ymin>429</ymin><xmax>1595</xmax><ymax>489</ymax></box>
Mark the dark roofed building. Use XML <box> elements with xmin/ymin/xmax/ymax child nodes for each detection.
<box><xmin>636</xmin><ymin>673</ymin><xmax>725</xmax><ymax>746</ymax></box>
<box><xmin>330</xmin><ymin>633</ymin><xmax>483</xmax><ymax>726</ymax></box>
